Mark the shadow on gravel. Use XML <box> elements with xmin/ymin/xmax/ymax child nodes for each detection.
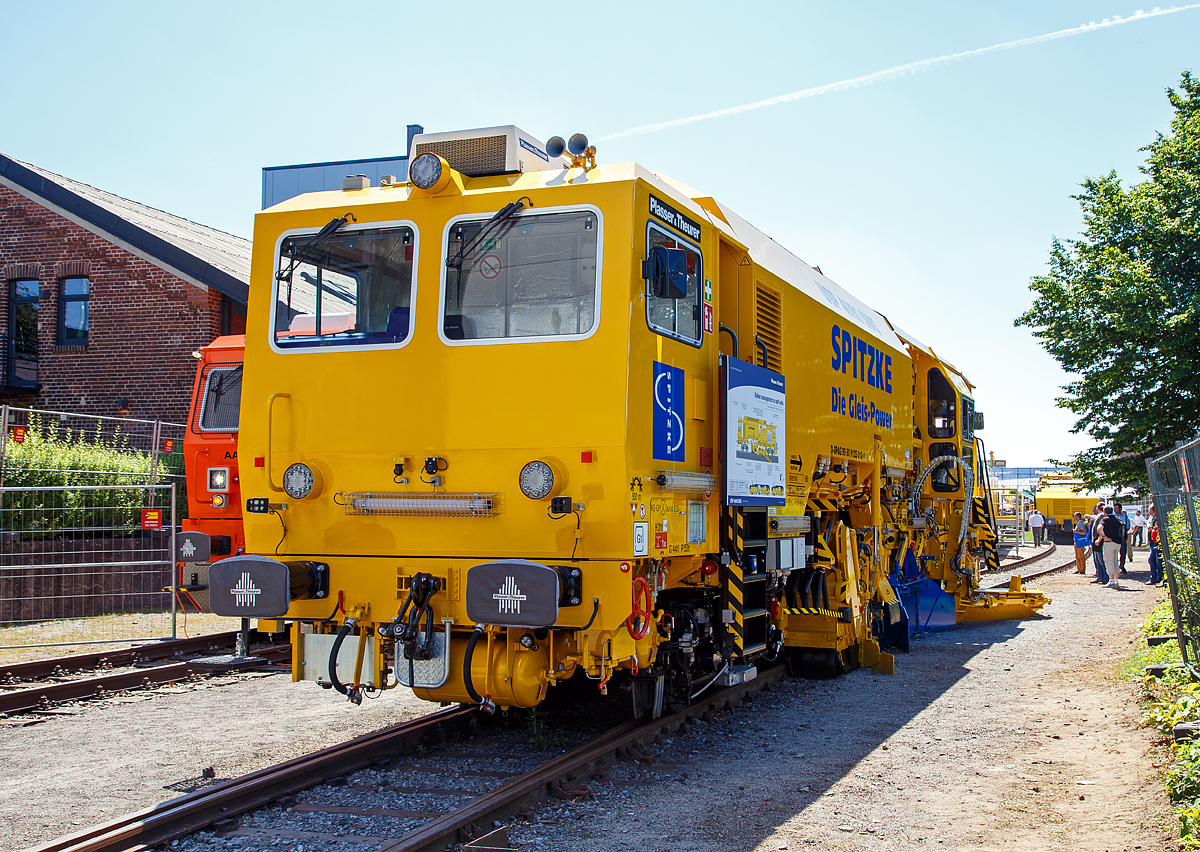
<box><xmin>636</xmin><ymin>616</ymin><xmax>1043</xmax><ymax>852</ymax></box>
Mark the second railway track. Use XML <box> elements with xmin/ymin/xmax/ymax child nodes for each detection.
<box><xmin>0</xmin><ymin>631</ymin><xmax>290</xmax><ymax>716</ymax></box>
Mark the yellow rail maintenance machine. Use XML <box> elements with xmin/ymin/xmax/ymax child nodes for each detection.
<box><xmin>204</xmin><ymin>125</ymin><xmax>1049</xmax><ymax>716</ymax></box>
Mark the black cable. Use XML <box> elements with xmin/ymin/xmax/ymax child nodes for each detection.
<box><xmin>463</xmin><ymin>626</ymin><xmax>486</xmax><ymax>704</ymax></box>
<box><xmin>271</xmin><ymin>508</ymin><xmax>287</xmax><ymax>555</ymax></box>
<box><xmin>328</xmin><ymin>620</ymin><xmax>354</xmax><ymax>696</ymax></box>
<box><xmin>581</xmin><ymin>598</ymin><xmax>600</xmax><ymax>630</ymax></box>
<box><xmin>319</xmin><ymin>591</ymin><xmax>343</xmax><ymax>623</ymax></box>
<box><xmin>571</xmin><ymin>511</ymin><xmax>581</xmax><ymax>561</ymax></box>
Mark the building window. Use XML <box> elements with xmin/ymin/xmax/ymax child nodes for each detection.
<box><xmin>8</xmin><ymin>278</ymin><xmax>40</xmax><ymax>389</ymax></box>
<box><xmin>58</xmin><ymin>276</ymin><xmax>89</xmax><ymax>344</ymax></box>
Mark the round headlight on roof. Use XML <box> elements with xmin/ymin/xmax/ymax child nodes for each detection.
<box><xmin>283</xmin><ymin>463</ymin><xmax>315</xmax><ymax>500</ymax></box>
<box><xmin>519</xmin><ymin>461</ymin><xmax>555</xmax><ymax>500</ymax></box>
<box><xmin>409</xmin><ymin>153</ymin><xmax>444</xmax><ymax>190</ymax></box>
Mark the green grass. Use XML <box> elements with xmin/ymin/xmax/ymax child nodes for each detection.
<box><xmin>1130</xmin><ymin>597</ymin><xmax>1200</xmax><ymax>848</ymax></box>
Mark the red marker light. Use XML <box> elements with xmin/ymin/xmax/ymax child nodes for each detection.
<box><xmin>620</xmin><ymin>562</ymin><xmax>631</xmax><ymax>573</ymax></box>
<box><xmin>581</xmin><ymin>451</ymin><xmax>595</xmax><ymax>463</ymax></box>
<box><xmin>254</xmin><ymin>457</ymin><xmax>265</xmax><ymax>468</ymax></box>
<box><xmin>700</xmin><ymin>559</ymin><xmax>718</xmax><ymax>577</ymax></box>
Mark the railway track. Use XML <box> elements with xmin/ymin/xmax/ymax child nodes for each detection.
<box><xmin>0</xmin><ymin>631</ymin><xmax>290</xmax><ymax>716</ymax></box>
<box><xmin>985</xmin><ymin>556</ymin><xmax>1077</xmax><ymax>589</ymax></box>
<box><xmin>1</xmin><ymin>630</ymin><xmax>279</xmax><ymax>682</ymax></box>
<box><xmin>30</xmin><ymin>666</ymin><xmax>784</xmax><ymax>852</ymax></box>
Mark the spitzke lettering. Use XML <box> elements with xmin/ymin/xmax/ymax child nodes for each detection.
<box><xmin>830</xmin><ymin>323</ymin><xmax>892</xmax><ymax>394</ymax></box>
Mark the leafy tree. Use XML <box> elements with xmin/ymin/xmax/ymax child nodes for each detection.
<box><xmin>1016</xmin><ymin>70</ymin><xmax>1200</xmax><ymax>490</ymax></box>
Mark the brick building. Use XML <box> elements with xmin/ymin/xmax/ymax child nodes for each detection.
<box><xmin>0</xmin><ymin>154</ymin><xmax>249</xmax><ymax>424</ymax></box>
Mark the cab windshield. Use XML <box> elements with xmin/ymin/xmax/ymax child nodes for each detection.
<box><xmin>442</xmin><ymin>209</ymin><xmax>599</xmax><ymax>342</ymax></box>
<box><xmin>274</xmin><ymin>225</ymin><xmax>415</xmax><ymax>348</ymax></box>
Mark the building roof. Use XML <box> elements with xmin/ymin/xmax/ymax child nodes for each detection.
<box><xmin>0</xmin><ymin>154</ymin><xmax>250</xmax><ymax>304</ymax></box>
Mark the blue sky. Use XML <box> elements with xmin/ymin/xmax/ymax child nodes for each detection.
<box><xmin>3</xmin><ymin>1</ymin><xmax>1197</xmax><ymax>466</ymax></box>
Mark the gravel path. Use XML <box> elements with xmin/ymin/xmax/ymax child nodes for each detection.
<box><xmin>0</xmin><ymin>670</ymin><xmax>432</xmax><ymax>851</ymax></box>
<box><xmin>0</xmin><ymin>549</ymin><xmax>1171</xmax><ymax>852</ymax></box>
<box><xmin>513</xmin><ymin>563</ymin><xmax>1173</xmax><ymax>852</ymax></box>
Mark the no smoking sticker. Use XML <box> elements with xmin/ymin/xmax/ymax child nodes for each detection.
<box><xmin>477</xmin><ymin>253</ymin><xmax>503</xmax><ymax>280</ymax></box>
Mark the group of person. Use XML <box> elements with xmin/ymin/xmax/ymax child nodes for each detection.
<box><xmin>1069</xmin><ymin>502</ymin><xmax>1161</xmax><ymax>590</ymax></box>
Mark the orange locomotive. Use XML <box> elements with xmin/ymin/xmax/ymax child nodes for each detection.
<box><xmin>179</xmin><ymin>334</ymin><xmax>245</xmax><ymax>603</ymax></box>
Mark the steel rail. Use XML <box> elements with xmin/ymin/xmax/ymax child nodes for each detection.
<box><xmin>25</xmin><ymin>705</ymin><xmax>474</xmax><ymax>852</ymax></box>
<box><xmin>984</xmin><ymin>558</ymin><xmax>1077</xmax><ymax>589</ymax></box>
<box><xmin>1</xmin><ymin>630</ymin><xmax>264</xmax><ymax>683</ymax></box>
<box><xmin>380</xmin><ymin>665</ymin><xmax>786</xmax><ymax>852</ymax></box>
<box><xmin>0</xmin><ymin>646</ymin><xmax>290</xmax><ymax>715</ymax></box>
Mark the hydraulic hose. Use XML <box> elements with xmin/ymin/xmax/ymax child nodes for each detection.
<box><xmin>463</xmin><ymin>626</ymin><xmax>495</xmax><ymax>713</ymax></box>
<box><xmin>909</xmin><ymin>455</ymin><xmax>975</xmax><ymax>551</ymax></box>
<box><xmin>328</xmin><ymin>617</ymin><xmax>356</xmax><ymax>697</ymax></box>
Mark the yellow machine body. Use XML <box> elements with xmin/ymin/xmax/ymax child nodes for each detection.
<box><xmin>231</xmin><ymin>131</ymin><xmax>1046</xmax><ymax>712</ymax></box>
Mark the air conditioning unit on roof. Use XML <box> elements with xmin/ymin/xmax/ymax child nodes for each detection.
<box><xmin>408</xmin><ymin>126</ymin><xmax>559</xmax><ymax>179</ymax></box>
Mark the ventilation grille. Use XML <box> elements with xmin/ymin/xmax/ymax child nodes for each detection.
<box><xmin>415</xmin><ymin>135</ymin><xmax>507</xmax><ymax>176</ymax></box>
<box><xmin>755</xmin><ymin>281</ymin><xmax>783</xmax><ymax>371</ymax></box>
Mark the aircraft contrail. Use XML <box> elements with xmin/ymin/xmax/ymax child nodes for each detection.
<box><xmin>598</xmin><ymin>6</ymin><xmax>1200</xmax><ymax>141</ymax></box>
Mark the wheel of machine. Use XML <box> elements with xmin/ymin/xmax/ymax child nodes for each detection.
<box><xmin>663</xmin><ymin>665</ymin><xmax>692</xmax><ymax>714</ymax></box>
<box><xmin>631</xmin><ymin>672</ymin><xmax>664</xmax><ymax>719</ymax></box>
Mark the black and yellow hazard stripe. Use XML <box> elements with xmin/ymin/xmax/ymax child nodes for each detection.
<box><xmin>971</xmin><ymin>495</ymin><xmax>1000</xmax><ymax>571</ymax></box>
<box><xmin>809</xmin><ymin>497</ymin><xmax>840</xmax><ymax>514</ymax></box>
<box><xmin>784</xmin><ymin>607</ymin><xmax>840</xmax><ymax>618</ymax></box>
<box><xmin>813</xmin><ymin>534</ymin><xmax>835</xmax><ymax>566</ymax></box>
<box><xmin>726</xmin><ymin>555</ymin><xmax>745</xmax><ymax>657</ymax></box>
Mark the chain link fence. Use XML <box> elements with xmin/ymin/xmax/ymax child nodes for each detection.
<box><xmin>0</xmin><ymin>483</ymin><xmax>178</xmax><ymax>650</ymax></box>
<box><xmin>1148</xmin><ymin>437</ymin><xmax>1200</xmax><ymax>676</ymax></box>
<box><xmin>0</xmin><ymin>405</ymin><xmax>186</xmax><ymax>490</ymax></box>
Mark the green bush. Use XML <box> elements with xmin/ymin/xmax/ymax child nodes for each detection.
<box><xmin>1</xmin><ymin>415</ymin><xmax>180</xmax><ymax>535</ymax></box>
<box><xmin>1145</xmin><ymin>596</ymin><xmax>1180</xmax><ymax>637</ymax></box>
<box><xmin>1168</xmin><ymin>504</ymin><xmax>1198</xmax><ymax>572</ymax></box>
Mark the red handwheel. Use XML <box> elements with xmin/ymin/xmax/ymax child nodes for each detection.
<box><xmin>626</xmin><ymin>576</ymin><xmax>653</xmax><ymax>640</ymax></box>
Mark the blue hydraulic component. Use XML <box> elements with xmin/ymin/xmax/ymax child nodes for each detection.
<box><xmin>890</xmin><ymin>549</ymin><xmax>957</xmax><ymax>635</ymax></box>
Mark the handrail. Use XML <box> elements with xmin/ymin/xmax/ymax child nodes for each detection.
<box><xmin>266</xmin><ymin>393</ymin><xmax>291</xmax><ymax>492</ymax></box>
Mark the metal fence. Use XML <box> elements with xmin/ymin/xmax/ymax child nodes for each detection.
<box><xmin>1148</xmin><ymin>437</ymin><xmax>1200</xmax><ymax>676</ymax></box>
<box><xmin>0</xmin><ymin>484</ymin><xmax>177</xmax><ymax>649</ymax></box>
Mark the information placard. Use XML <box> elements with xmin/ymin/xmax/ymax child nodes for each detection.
<box><xmin>723</xmin><ymin>357</ymin><xmax>786</xmax><ymax>507</ymax></box>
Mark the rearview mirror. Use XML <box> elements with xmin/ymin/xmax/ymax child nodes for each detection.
<box><xmin>973</xmin><ymin>412</ymin><xmax>985</xmax><ymax>431</ymax></box>
<box><xmin>643</xmin><ymin>245</ymin><xmax>688</xmax><ymax>299</ymax></box>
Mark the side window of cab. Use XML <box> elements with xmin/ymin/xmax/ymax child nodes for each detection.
<box><xmin>644</xmin><ymin>224</ymin><xmax>702</xmax><ymax>346</ymax></box>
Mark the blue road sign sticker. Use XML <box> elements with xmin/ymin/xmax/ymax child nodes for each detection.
<box><xmin>652</xmin><ymin>361</ymin><xmax>686</xmax><ymax>462</ymax></box>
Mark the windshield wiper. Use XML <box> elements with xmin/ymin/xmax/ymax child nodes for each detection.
<box><xmin>446</xmin><ymin>197</ymin><xmax>530</xmax><ymax>270</ymax></box>
<box><xmin>276</xmin><ymin>213</ymin><xmax>357</xmax><ymax>282</ymax></box>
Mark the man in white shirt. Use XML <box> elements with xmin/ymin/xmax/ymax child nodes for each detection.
<box><xmin>1131</xmin><ymin>509</ymin><xmax>1148</xmax><ymax>546</ymax></box>
<box><xmin>1028</xmin><ymin>508</ymin><xmax>1046</xmax><ymax>547</ymax></box>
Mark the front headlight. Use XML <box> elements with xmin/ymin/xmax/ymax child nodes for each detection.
<box><xmin>283</xmin><ymin>463</ymin><xmax>315</xmax><ymax>500</ymax></box>
<box><xmin>207</xmin><ymin>467</ymin><xmax>229</xmax><ymax>493</ymax></box>
<box><xmin>409</xmin><ymin>153</ymin><xmax>444</xmax><ymax>190</ymax></box>
<box><xmin>519</xmin><ymin>461</ymin><xmax>554</xmax><ymax>500</ymax></box>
